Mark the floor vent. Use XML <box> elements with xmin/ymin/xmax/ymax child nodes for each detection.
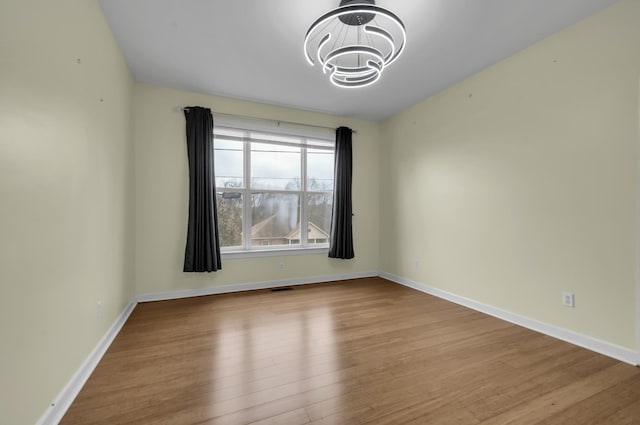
<box><xmin>271</xmin><ymin>287</ymin><xmax>294</xmax><ymax>292</ymax></box>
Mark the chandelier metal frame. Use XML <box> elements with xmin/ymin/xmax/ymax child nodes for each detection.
<box><xmin>304</xmin><ymin>1</ymin><xmax>406</xmax><ymax>88</ymax></box>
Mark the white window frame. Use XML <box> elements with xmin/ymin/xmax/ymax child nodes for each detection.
<box><xmin>214</xmin><ymin>119</ymin><xmax>334</xmax><ymax>258</ymax></box>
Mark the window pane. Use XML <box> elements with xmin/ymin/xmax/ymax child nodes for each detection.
<box><xmin>251</xmin><ymin>142</ymin><xmax>301</xmax><ymax>190</ymax></box>
<box><xmin>217</xmin><ymin>192</ymin><xmax>243</xmax><ymax>248</ymax></box>
<box><xmin>308</xmin><ymin>193</ymin><xmax>332</xmax><ymax>245</ymax></box>
<box><xmin>307</xmin><ymin>148</ymin><xmax>334</xmax><ymax>191</ymax></box>
<box><xmin>214</xmin><ymin>139</ymin><xmax>243</xmax><ymax>188</ymax></box>
<box><xmin>251</xmin><ymin>192</ymin><xmax>300</xmax><ymax>247</ymax></box>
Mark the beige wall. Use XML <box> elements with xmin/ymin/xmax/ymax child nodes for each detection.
<box><xmin>0</xmin><ymin>1</ymin><xmax>135</xmax><ymax>424</ymax></box>
<box><xmin>381</xmin><ymin>0</ymin><xmax>640</xmax><ymax>350</ymax></box>
<box><xmin>133</xmin><ymin>84</ymin><xmax>381</xmax><ymax>295</ymax></box>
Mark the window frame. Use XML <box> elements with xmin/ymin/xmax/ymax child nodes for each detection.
<box><xmin>214</xmin><ymin>119</ymin><xmax>335</xmax><ymax>258</ymax></box>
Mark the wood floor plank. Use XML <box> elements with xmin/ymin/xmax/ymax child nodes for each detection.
<box><xmin>603</xmin><ymin>400</ymin><xmax>640</xmax><ymax>425</ymax></box>
<box><xmin>60</xmin><ymin>278</ymin><xmax>640</xmax><ymax>425</ymax></box>
<box><xmin>246</xmin><ymin>408</ymin><xmax>310</xmax><ymax>425</ymax></box>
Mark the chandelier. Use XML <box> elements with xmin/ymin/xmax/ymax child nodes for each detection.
<box><xmin>304</xmin><ymin>0</ymin><xmax>406</xmax><ymax>88</ymax></box>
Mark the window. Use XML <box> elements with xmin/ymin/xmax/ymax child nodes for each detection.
<box><xmin>214</xmin><ymin>123</ymin><xmax>334</xmax><ymax>254</ymax></box>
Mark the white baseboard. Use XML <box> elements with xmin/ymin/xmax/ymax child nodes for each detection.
<box><xmin>136</xmin><ymin>270</ymin><xmax>379</xmax><ymax>303</ymax></box>
<box><xmin>380</xmin><ymin>272</ymin><xmax>639</xmax><ymax>366</ymax></box>
<box><xmin>35</xmin><ymin>300</ymin><xmax>137</xmax><ymax>425</ymax></box>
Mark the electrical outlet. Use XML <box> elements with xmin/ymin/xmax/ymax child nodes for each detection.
<box><xmin>414</xmin><ymin>260</ymin><xmax>420</xmax><ymax>269</ymax></box>
<box><xmin>97</xmin><ymin>301</ymin><xmax>102</xmax><ymax>318</ymax></box>
<box><xmin>278</xmin><ymin>263</ymin><xmax>284</xmax><ymax>271</ymax></box>
<box><xmin>562</xmin><ymin>292</ymin><xmax>575</xmax><ymax>308</ymax></box>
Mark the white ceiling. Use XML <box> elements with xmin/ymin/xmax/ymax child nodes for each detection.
<box><xmin>98</xmin><ymin>0</ymin><xmax>618</xmax><ymax>121</ymax></box>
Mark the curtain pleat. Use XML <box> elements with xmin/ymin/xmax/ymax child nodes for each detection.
<box><xmin>328</xmin><ymin>126</ymin><xmax>354</xmax><ymax>259</ymax></box>
<box><xmin>183</xmin><ymin>106</ymin><xmax>222</xmax><ymax>272</ymax></box>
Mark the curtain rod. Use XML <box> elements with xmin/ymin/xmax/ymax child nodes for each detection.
<box><xmin>180</xmin><ymin>107</ymin><xmax>356</xmax><ymax>134</ymax></box>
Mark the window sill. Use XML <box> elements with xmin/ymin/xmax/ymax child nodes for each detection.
<box><xmin>221</xmin><ymin>246</ymin><xmax>329</xmax><ymax>259</ymax></box>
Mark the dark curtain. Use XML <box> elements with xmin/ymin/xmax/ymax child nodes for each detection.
<box><xmin>328</xmin><ymin>126</ymin><xmax>355</xmax><ymax>259</ymax></box>
<box><xmin>183</xmin><ymin>106</ymin><xmax>222</xmax><ymax>272</ymax></box>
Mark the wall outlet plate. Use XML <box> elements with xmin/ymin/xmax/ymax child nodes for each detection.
<box><xmin>562</xmin><ymin>292</ymin><xmax>575</xmax><ymax>308</ymax></box>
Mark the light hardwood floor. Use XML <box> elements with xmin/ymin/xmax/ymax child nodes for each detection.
<box><xmin>61</xmin><ymin>277</ymin><xmax>640</xmax><ymax>424</ymax></box>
